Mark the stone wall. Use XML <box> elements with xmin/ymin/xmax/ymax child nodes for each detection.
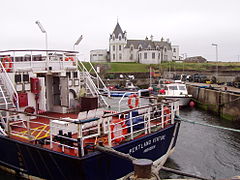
<box><xmin>187</xmin><ymin>85</ymin><xmax>240</xmax><ymax>121</ymax></box>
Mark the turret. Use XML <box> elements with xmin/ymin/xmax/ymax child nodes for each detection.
<box><xmin>109</xmin><ymin>22</ymin><xmax>127</xmax><ymax>62</ymax></box>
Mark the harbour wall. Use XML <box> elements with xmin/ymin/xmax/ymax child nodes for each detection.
<box><xmin>187</xmin><ymin>85</ymin><xmax>240</xmax><ymax>121</ymax></box>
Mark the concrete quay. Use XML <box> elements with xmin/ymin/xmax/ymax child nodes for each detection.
<box><xmin>186</xmin><ymin>82</ymin><xmax>240</xmax><ymax>121</ymax></box>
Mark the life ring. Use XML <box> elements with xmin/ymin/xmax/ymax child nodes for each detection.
<box><xmin>163</xmin><ymin>106</ymin><xmax>170</xmax><ymax>126</ymax></box>
<box><xmin>65</xmin><ymin>57</ymin><xmax>74</xmax><ymax>61</ymax></box>
<box><xmin>1</xmin><ymin>56</ymin><xmax>13</xmax><ymax>72</ymax></box>
<box><xmin>128</xmin><ymin>94</ymin><xmax>139</xmax><ymax>109</ymax></box>
<box><xmin>110</xmin><ymin>118</ymin><xmax>128</xmax><ymax>143</ymax></box>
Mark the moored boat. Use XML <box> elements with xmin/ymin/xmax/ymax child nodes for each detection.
<box><xmin>154</xmin><ymin>79</ymin><xmax>192</xmax><ymax>106</ymax></box>
<box><xmin>0</xmin><ymin>50</ymin><xmax>180</xmax><ymax>180</ymax></box>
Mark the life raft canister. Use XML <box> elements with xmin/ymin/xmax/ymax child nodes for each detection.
<box><xmin>65</xmin><ymin>57</ymin><xmax>74</xmax><ymax>61</ymax></box>
<box><xmin>110</xmin><ymin>118</ymin><xmax>127</xmax><ymax>143</ymax></box>
<box><xmin>128</xmin><ymin>94</ymin><xmax>139</xmax><ymax>109</ymax></box>
<box><xmin>163</xmin><ymin>106</ymin><xmax>170</xmax><ymax>126</ymax></box>
<box><xmin>1</xmin><ymin>56</ymin><xmax>13</xmax><ymax>72</ymax></box>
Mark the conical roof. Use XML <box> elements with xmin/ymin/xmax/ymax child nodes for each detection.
<box><xmin>112</xmin><ymin>22</ymin><xmax>123</xmax><ymax>37</ymax></box>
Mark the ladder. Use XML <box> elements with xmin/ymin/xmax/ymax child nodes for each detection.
<box><xmin>77</xmin><ymin>59</ymin><xmax>110</xmax><ymax>108</ymax></box>
<box><xmin>0</xmin><ymin>61</ymin><xmax>19</xmax><ymax>135</ymax></box>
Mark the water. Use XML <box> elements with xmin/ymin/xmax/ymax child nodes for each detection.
<box><xmin>161</xmin><ymin>107</ymin><xmax>240</xmax><ymax>179</ymax></box>
<box><xmin>1</xmin><ymin>99</ymin><xmax>240</xmax><ymax>179</ymax></box>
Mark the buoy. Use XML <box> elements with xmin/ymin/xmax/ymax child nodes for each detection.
<box><xmin>189</xmin><ymin>101</ymin><xmax>195</xmax><ymax>107</ymax></box>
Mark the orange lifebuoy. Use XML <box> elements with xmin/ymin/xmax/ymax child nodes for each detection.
<box><xmin>1</xmin><ymin>56</ymin><xmax>13</xmax><ymax>72</ymax></box>
<box><xmin>128</xmin><ymin>94</ymin><xmax>139</xmax><ymax>109</ymax></box>
<box><xmin>110</xmin><ymin>118</ymin><xmax>128</xmax><ymax>143</ymax></box>
<box><xmin>65</xmin><ymin>57</ymin><xmax>74</xmax><ymax>61</ymax></box>
<box><xmin>163</xmin><ymin>106</ymin><xmax>171</xmax><ymax>127</ymax></box>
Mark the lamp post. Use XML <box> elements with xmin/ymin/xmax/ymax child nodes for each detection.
<box><xmin>212</xmin><ymin>43</ymin><xmax>218</xmax><ymax>80</ymax></box>
<box><xmin>35</xmin><ymin>21</ymin><xmax>48</xmax><ymax>51</ymax></box>
<box><xmin>73</xmin><ymin>35</ymin><xmax>83</xmax><ymax>50</ymax></box>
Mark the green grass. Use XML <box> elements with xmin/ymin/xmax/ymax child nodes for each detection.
<box><xmin>85</xmin><ymin>62</ymin><xmax>240</xmax><ymax>73</ymax></box>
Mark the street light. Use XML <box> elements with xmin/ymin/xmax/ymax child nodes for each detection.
<box><xmin>73</xmin><ymin>35</ymin><xmax>83</xmax><ymax>50</ymax></box>
<box><xmin>35</xmin><ymin>20</ymin><xmax>48</xmax><ymax>51</ymax></box>
<box><xmin>212</xmin><ymin>43</ymin><xmax>218</xmax><ymax>80</ymax></box>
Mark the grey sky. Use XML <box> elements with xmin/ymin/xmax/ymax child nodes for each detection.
<box><xmin>1</xmin><ymin>0</ymin><xmax>240</xmax><ymax>61</ymax></box>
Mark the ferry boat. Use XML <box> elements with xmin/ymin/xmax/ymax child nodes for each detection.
<box><xmin>0</xmin><ymin>49</ymin><xmax>180</xmax><ymax>180</ymax></box>
<box><xmin>154</xmin><ymin>79</ymin><xmax>192</xmax><ymax>106</ymax></box>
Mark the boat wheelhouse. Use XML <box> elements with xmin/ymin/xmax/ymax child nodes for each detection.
<box><xmin>0</xmin><ymin>50</ymin><xmax>181</xmax><ymax>180</ymax></box>
<box><xmin>156</xmin><ymin>80</ymin><xmax>192</xmax><ymax>106</ymax></box>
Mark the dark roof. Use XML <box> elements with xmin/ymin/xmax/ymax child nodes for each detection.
<box><xmin>112</xmin><ymin>22</ymin><xmax>124</xmax><ymax>37</ymax></box>
<box><xmin>125</xmin><ymin>40</ymin><xmax>155</xmax><ymax>49</ymax></box>
<box><xmin>153</xmin><ymin>41</ymin><xmax>172</xmax><ymax>50</ymax></box>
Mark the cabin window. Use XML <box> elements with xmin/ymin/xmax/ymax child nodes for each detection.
<box><xmin>179</xmin><ymin>86</ymin><xmax>186</xmax><ymax>90</ymax></box>
<box><xmin>73</xmin><ymin>72</ymin><xmax>78</xmax><ymax>78</ymax></box>
<box><xmin>15</xmin><ymin>74</ymin><xmax>22</xmax><ymax>83</ymax></box>
<box><xmin>168</xmin><ymin>86</ymin><xmax>178</xmax><ymax>90</ymax></box>
<box><xmin>23</xmin><ymin>74</ymin><xmax>29</xmax><ymax>82</ymax></box>
<box><xmin>66</xmin><ymin>72</ymin><xmax>71</xmax><ymax>78</ymax></box>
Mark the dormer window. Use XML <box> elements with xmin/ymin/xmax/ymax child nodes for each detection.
<box><xmin>156</xmin><ymin>46</ymin><xmax>159</xmax><ymax>50</ymax></box>
<box><xmin>119</xmin><ymin>35</ymin><xmax>122</xmax><ymax>40</ymax></box>
<box><xmin>130</xmin><ymin>45</ymin><xmax>134</xmax><ymax>51</ymax></box>
<box><xmin>164</xmin><ymin>48</ymin><xmax>167</xmax><ymax>52</ymax></box>
<box><xmin>138</xmin><ymin>45</ymin><xmax>142</xmax><ymax>51</ymax></box>
<box><xmin>112</xmin><ymin>35</ymin><xmax>115</xmax><ymax>40</ymax></box>
<box><xmin>148</xmin><ymin>45</ymin><xmax>151</xmax><ymax>50</ymax></box>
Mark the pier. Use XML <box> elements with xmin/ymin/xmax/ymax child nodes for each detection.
<box><xmin>186</xmin><ymin>82</ymin><xmax>240</xmax><ymax>121</ymax></box>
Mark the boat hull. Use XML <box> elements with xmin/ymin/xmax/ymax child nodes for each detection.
<box><xmin>0</xmin><ymin>122</ymin><xmax>180</xmax><ymax>180</ymax></box>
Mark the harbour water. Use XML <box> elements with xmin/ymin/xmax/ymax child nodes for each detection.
<box><xmin>0</xmin><ymin>99</ymin><xmax>239</xmax><ymax>179</ymax></box>
<box><xmin>161</xmin><ymin>107</ymin><xmax>240</xmax><ymax>179</ymax></box>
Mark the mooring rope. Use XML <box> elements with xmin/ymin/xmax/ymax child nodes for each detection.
<box><xmin>176</xmin><ymin>115</ymin><xmax>240</xmax><ymax>133</ymax></box>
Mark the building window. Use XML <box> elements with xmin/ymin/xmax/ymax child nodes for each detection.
<box><xmin>152</xmin><ymin>52</ymin><xmax>155</xmax><ymax>59</ymax></box>
<box><xmin>164</xmin><ymin>48</ymin><xmax>167</xmax><ymax>52</ymax></box>
<box><xmin>113</xmin><ymin>45</ymin><xmax>115</xmax><ymax>51</ymax></box>
<box><xmin>119</xmin><ymin>45</ymin><xmax>121</xmax><ymax>51</ymax></box>
<box><xmin>98</xmin><ymin>54</ymin><xmax>103</xmax><ymax>56</ymax></box>
<box><xmin>173</xmin><ymin>48</ymin><xmax>176</xmax><ymax>53</ymax></box>
<box><xmin>130</xmin><ymin>54</ymin><xmax>133</xmax><ymax>60</ymax></box>
<box><xmin>113</xmin><ymin>35</ymin><xmax>115</xmax><ymax>40</ymax></box>
<box><xmin>139</xmin><ymin>53</ymin><xmax>142</xmax><ymax>60</ymax></box>
<box><xmin>148</xmin><ymin>45</ymin><xmax>151</xmax><ymax>50</ymax></box>
<box><xmin>119</xmin><ymin>35</ymin><xmax>122</xmax><ymax>40</ymax></box>
<box><xmin>119</xmin><ymin>53</ymin><xmax>122</xmax><ymax>60</ymax></box>
<box><xmin>113</xmin><ymin>54</ymin><xmax>115</xmax><ymax>60</ymax></box>
<box><xmin>144</xmin><ymin>53</ymin><xmax>147</xmax><ymax>59</ymax></box>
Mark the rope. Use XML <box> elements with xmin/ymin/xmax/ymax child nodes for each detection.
<box><xmin>176</xmin><ymin>115</ymin><xmax>240</xmax><ymax>133</ymax></box>
<box><xmin>95</xmin><ymin>145</ymin><xmax>210</xmax><ymax>180</ymax></box>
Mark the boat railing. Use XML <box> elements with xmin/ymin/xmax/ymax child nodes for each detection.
<box><xmin>3</xmin><ymin>100</ymin><xmax>179</xmax><ymax>157</ymax></box>
<box><xmin>77</xmin><ymin>59</ymin><xmax>109</xmax><ymax>107</ymax></box>
<box><xmin>0</xmin><ymin>50</ymin><xmax>78</xmax><ymax>72</ymax></box>
<box><xmin>118</xmin><ymin>90</ymin><xmax>146</xmax><ymax>112</ymax></box>
<box><xmin>103</xmin><ymin>100</ymin><xmax>179</xmax><ymax>147</ymax></box>
<box><xmin>0</xmin><ymin>60</ymin><xmax>19</xmax><ymax>110</ymax></box>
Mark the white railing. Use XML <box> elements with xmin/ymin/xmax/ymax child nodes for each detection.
<box><xmin>103</xmin><ymin>100</ymin><xmax>179</xmax><ymax>147</ymax></box>
<box><xmin>4</xmin><ymin>100</ymin><xmax>179</xmax><ymax>158</ymax></box>
<box><xmin>0</xmin><ymin>60</ymin><xmax>19</xmax><ymax>110</ymax></box>
<box><xmin>77</xmin><ymin>60</ymin><xmax>109</xmax><ymax>107</ymax></box>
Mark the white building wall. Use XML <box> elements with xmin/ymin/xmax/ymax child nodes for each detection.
<box><xmin>90</xmin><ymin>49</ymin><xmax>108</xmax><ymax>62</ymax></box>
<box><xmin>172</xmin><ymin>45</ymin><xmax>179</xmax><ymax>61</ymax></box>
<box><xmin>109</xmin><ymin>37</ymin><xmax>127</xmax><ymax>62</ymax></box>
<box><xmin>139</xmin><ymin>50</ymin><xmax>160</xmax><ymax>64</ymax></box>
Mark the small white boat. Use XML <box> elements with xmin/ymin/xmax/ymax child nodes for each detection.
<box><xmin>157</xmin><ymin>80</ymin><xmax>192</xmax><ymax>106</ymax></box>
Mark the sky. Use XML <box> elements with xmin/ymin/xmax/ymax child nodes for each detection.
<box><xmin>1</xmin><ymin>0</ymin><xmax>240</xmax><ymax>62</ymax></box>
